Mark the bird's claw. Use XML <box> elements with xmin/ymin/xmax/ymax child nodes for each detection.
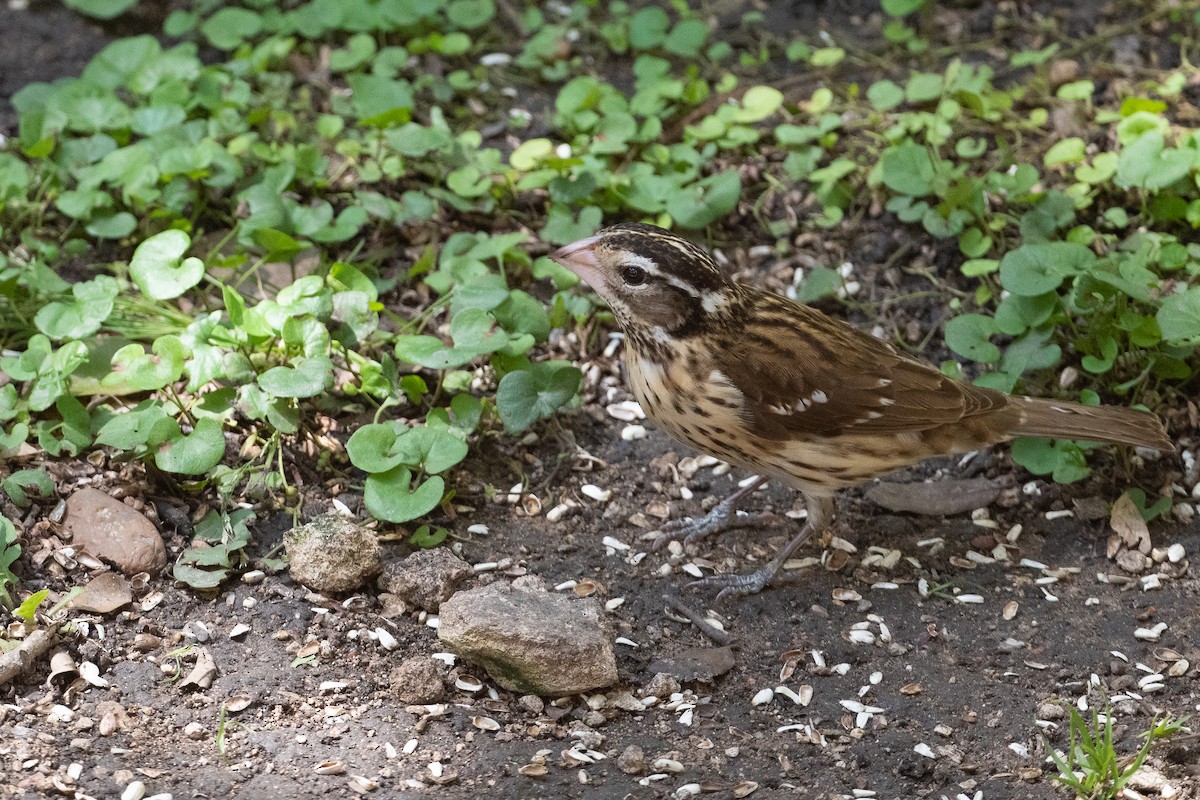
<box><xmin>685</xmin><ymin>519</ymin><xmax>818</xmax><ymax>601</ymax></box>
<box><xmin>686</xmin><ymin>567</ymin><xmax>776</xmax><ymax>601</ymax></box>
<box><xmin>651</xmin><ymin>508</ymin><xmax>775</xmax><ymax>551</ymax></box>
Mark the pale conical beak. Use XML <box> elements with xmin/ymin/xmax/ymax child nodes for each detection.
<box><xmin>549</xmin><ymin>235</ymin><xmax>603</xmax><ymax>289</ymax></box>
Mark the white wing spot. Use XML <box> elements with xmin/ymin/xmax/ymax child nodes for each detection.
<box><xmin>865</xmin><ymin>411</ymin><xmax>883</xmax><ymax>419</ymax></box>
<box><xmin>879</xmin><ymin>398</ymin><xmax>895</xmax><ymax>406</ymax></box>
<box><xmin>709</xmin><ymin>370</ymin><xmax>734</xmax><ymax>386</ymax></box>
<box><xmin>701</xmin><ymin>291</ymin><xmax>728</xmax><ymax>313</ymax></box>
<box><xmin>811</xmin><ymin>390</ymin><xmax>828</xmax><ymax>404</ymax></box>
<box><xmin>878</xmin><ymin>378</ymin><xmax>893</xmax><ymax>387</ymax></box>
<box><xmin>649</xmin><ymin>325</ymin><xmax>672</xmax><ymax>343</ymax></box>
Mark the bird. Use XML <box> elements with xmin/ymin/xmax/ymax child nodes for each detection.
<box><xmin>550</xmin><ymin>222</ymin><xmax>1174</xmax><ymax>599</ymax></box>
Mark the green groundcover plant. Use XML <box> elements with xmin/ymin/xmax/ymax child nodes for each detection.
<box><xmin>0</xmin><ymin>0</ymin><xmax>1196</xmax><ymax>589</ymax></box>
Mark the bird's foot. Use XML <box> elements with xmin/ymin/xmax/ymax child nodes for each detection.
<box><xmin>686</xmin><ymin>564</ymin><xmax>779</xmax><ymax>601</ymax></box>
<box><xmin>650</xmin><ymin>502</ymin><xmax>774</xmax><ymax>551</ymax></box>
<box><xmin>686</xmin><ymin>520</ymin><xmax>817</xmax><ymax>601</ymax></box>
<box><xmin>649</xmin><ymin>475</ymin><xmax>773</xmax><ymax>550</ymax></box>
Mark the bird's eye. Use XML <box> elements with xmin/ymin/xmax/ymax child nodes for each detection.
<box><xmin>620</xmin><ymin>265</ymin><xmax>648</xmax><ymax>286</ymax></box>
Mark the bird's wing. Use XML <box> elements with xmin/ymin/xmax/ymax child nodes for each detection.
<box><xmin>712</xmin><ymin>292</ymin><xmax>1007</xmax><ymax>440</ymax></box>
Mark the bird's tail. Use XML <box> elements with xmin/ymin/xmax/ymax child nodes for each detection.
<box><xmin>1011</xmin><ymin>396</ymin><xmax>1173</xmax><ymax>452</ymax></box>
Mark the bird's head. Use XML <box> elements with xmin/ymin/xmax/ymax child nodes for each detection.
<box><xmin>550</xmin><ymin>223</ymin><xmax>738</xmax><ymax>339</ymax></box>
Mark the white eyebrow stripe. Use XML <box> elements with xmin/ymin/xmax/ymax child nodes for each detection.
<box><xmin>620</xmin><ymin>253</ymin><xmax>660</xmax><ymax>274</ymax></box>
<box><xmin>619</xmin><ymin>251</ymin><xmax>701</xmax><ymax>298</ymax></box>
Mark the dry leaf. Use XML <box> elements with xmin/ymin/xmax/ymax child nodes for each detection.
<box><xmin>1110</xmin><ymin>492</ymin><xmax>1150</xmax><ymax>555</ymax></box>
<box><xmin>180</xmin><ymin>648</ymin><xmax>217</xmax><ymax>690</ymax></box>
<box><xmin>69</xmin><ymin>572</ymin><xmax>132</xmax><ymax>614</ymax></box>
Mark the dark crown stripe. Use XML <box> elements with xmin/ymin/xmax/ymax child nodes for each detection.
<box><xmin>601</xmin><ymin>224</ymin><xmax>728</xmax><ymax>294</ymax></box>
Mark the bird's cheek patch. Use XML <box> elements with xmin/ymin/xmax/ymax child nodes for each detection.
<box><xmin>632</xmin><ymin>289</ymin><xmax>694</xmax><ymax>331</ymax></box>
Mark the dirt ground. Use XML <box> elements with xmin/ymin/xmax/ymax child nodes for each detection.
<box><xmin>3</xmin><ymin>2</ymin><xmax>1200</xmax><ymax>800</ymax></box>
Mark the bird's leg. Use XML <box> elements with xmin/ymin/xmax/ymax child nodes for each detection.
<box><xmin>688</xmin><ymin>494</ymin><xmax>834</xmax><ymax>601</ymax></box>
<box><xmin>652</xmin><ymin>474</ymin><xmax>774</xmax><ymax>550</ymax></box>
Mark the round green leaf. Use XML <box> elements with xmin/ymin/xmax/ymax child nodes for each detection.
<box><xmin>1157</xmin><ymin>286</ymin><xmax>1200</xmax><ymax>342</ymax></box>
<box><xmin>629</xmin><ymin>7</ymin><xmax>669</xmax><ymax>49</ymax></box>
<box><xmin>1116</xmin><ymin>131</ymin><xmax>1193</xmax><ymax>190</ymax></box>
<box><xmin>365</xmin><ymin>468</ymin><xmax>444</xmax><ymax>523</ymax></box>
<box><xmin>496</xmin><ymin>362</ymin><xmax>581</xmax><ymax>433</ymax></box>
<box><xmin>393</xmin><ymin>427</ymin><xmax>469</xmax><ymax>474</ymax></box>
<box><xmin>447</xmin><ymin>165</ymin><xmax>491</xmax><ymax>197</ymax></box>
<box><xmin>0</xmin><ymin>153</ymin><xmax>32</xmax><ymax>202</ymax></box>
<box><xmin>958</xmin><ymin>228</ymin><xmax>992</xmax><ymax>258</ymax></box>
<box><xmin>64</xmin><ymin>0</ymin><xmax>138</xmax><ymax>20</ymax></box>
<box><xmin>955</xmin><ymin>137</ymin><xmax>987</xmax><ymax>159</ymax></box>
<box><xmin>944</xmin><ymin>314</ymin><xmax>1001</xmax><ymax>363</ymax></box>
<box><xmin>393</xmin><ymin>335</ymin><xmax>471</xmax><ymax>369</ymax></box>
<box><xmin>152</xmin><ymin>417</ymin><xmax>225</xmax><ymax>475</ymax></box>
<box><xmin>998</xmin><ymin>242</ymin><xmax>1095</xmax><ymax>297</ymax></box>
<box><xmin>95</xmin><ymin>402</ymin><xmax>170</xmax><ymax>450</ymax></box>
<box><xmin>85</xmin><ymin>212</ymin><xmax>137</xmax><ymax>239</ymax></box>
<box><xmin>1043</xmin><ymin>137</ymin><xmax>1086</xmax><ymax>166</ymax></box>
<box><xmin>905</xmin><ymin>72</ymin><xmax>943</xmax><ymax>103</ymax></box>
<box><xmin>809</xmin><ymin>47</ymin><xmax>845</xmax><ymax>67</ymax></box>
<box><xmin>880</xmin><ymin>142</ymin><xmax>935</xmax><ymax>196</ymax></box>
<box><xmin>667</xmin><ymin>171</ymin><xmax>741</xmax><ymax>229</ymax></box>
<box><xmin>346</xmin><ymin>422</ymin><xmax>408</xmax><ymax>473</ymax></box>
<box><xmin>663</xmin><ymin>19</ymin><xmax>708</xmax><ymax>57</ymax></box>
<box><xmin>510</xmin><ymin>138</ymin><xmax>554</xmax><ymax>171</ymax></box>
<box><xmin>961</xmin><ymin>258</ymin><xmax>999</xmax><ymax>277</ymax></box>
<box><xmin>446</xmin><ymin>0</ymin><xmax>494</xmax><ymax>29</ymax></box>
<box><xmin>734</xmin><ymin>86</ymin><xmax>783</xmax><ymax>123</ymax></box>
<box><xmin>257</xmin><ymin>357</ymin><xmax>334</xmax><ymax>399</ymax></box>
<box><xmin>394</xmin><ymin>309</ymin><xmax>506</xmax><ymax>368</ymax></box>
<box><xmin>882</xmin><ymin>0</ymin><xmax>923</xmax><ymax>15</ymax></box>
<box><xmin>130</xmin><ymin>230</ymin><xmax>205</xmax><ymax>300</ymax></box>
<box><xmin>104</xmin><ymin>335</ymin><xmax>187</xmax><ymax>392</ymax></box>
<box><xmin>1074</xmin><ymin>152</ymin><xmax>1118</xmax><ymax>185</ymax></box>
<box><xmin>348</xmin><ymin>74</ymin><xmax>414</xmax><ymax>126</ymax></box>
<box><xmin>201</xmin><ymin>7</ymin><xmax>263</xmax><ymax>49</ymax></box>
<box><xmin>1056</xmin><ymin>80</ymin><xmax>1094</xmax><ymax>101</ymax></box>
<box><xmin>34</xmin><ymin>276</ymin><xmax>118</xmax><ymax>340</ymax></box>
<box><xmin>867</xmin><ymin>80</ymin><xmax>904</xmax><ymax>111</ymax></box>
<box><xmin>1011</xmin><ymin>438</ymin><xmax>1091</xmax><ymax>484</ymax></box>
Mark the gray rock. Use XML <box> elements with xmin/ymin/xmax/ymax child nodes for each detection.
<box><xmin>437</xmin><ymin>582</ymin><xmax>618</xmax><ymax>696</ymax></box>
<box><xmin>617</xmin><ymin>744</ymin><xmax>645</xmax><ymax>775</ymax></box>
<box><xmin>568</xmin><ymin>722</ymin><xmax>604</xmax><ymax>749</ymax></box>
<box><xmin>641</xmin><ymin>672</ymin><xmax>681</xmax><ymax>698</ymax></box>
<box><xmin>646</xmin><ymin>645</ymin><xmax>736</xmax><ymax>683</ymax></box>
<box><xmin>865</xmin><ymin>477</ymin><xmax>1001</xmax><ymax>516</ymax></box>
<box><xmin>516</xmin><ymin>694</ymin><xmax>544</xmax><ymax>714</ymax></box>
<box><xmin>378</xmin><ymin>548</ymin><xmax>472</xmax><ymax>611</ymax></box>
<box><xmin>64</xmin><ymin>489</ymin><xmax>166</xmax><ymax>576</ymax></box>
<box><xmin>285</xmin><ymin>514</ymin><xmax>381</xmax><ymax>593</ymax></box>
<box><xmin>391</xmin><ymin>656</ymin><xmax>446</xmax><ymax>704</ymax></box>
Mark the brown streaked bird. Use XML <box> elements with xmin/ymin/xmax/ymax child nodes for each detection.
<box><xmin>551</xmin><ymin>222</ymin><xmax>1174</xmax><ymax>599</ymax></box>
